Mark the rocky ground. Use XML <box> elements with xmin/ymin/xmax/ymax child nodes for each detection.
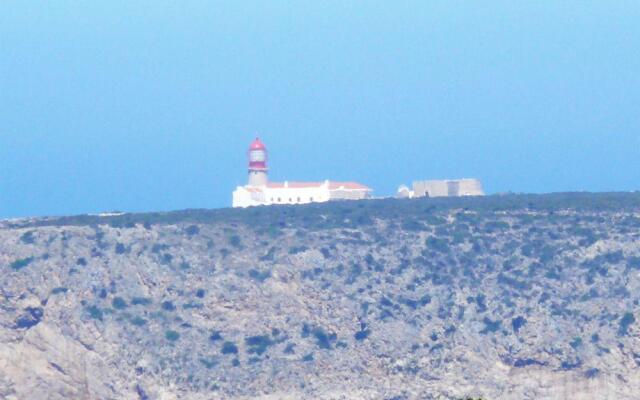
<box><xmin>1</xmin><ymin>193</ymin><xmax>639</xmax><ymax>399</ymax></box>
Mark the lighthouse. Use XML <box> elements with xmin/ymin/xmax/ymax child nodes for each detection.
<box><xmin>247</xmin><ymin>137</ymin><xmax>268</xmax><ymax>187</ymax></box>
<box><xmin>232</xmin><ymin>137</ymin><xmax>372</xmax><ymax>207</ymax></box>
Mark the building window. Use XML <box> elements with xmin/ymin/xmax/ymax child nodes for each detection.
<box><xmin>310</xmin><ymin>197</ymin><xmax>313</xmax><ymax>202</ymax></box>
<box><xmin>297</xmin><ymin>197</ymin><xmax>301</xmax><ymax>202</ymax></box>
<box><xmin>288</xmin><ymin>198</ymin><xmax>292</xmax><ymax>202</ymax></box>
<box><xmin>277</xmin><ymin>197</ymin><xmax>281</xmax><ymax>202</ymax></box>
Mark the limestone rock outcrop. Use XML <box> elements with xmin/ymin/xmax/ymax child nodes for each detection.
<box><xmin>1</xmin><ymin>193</ymin><xmax>639</xmax><ymax>399</ymax></box>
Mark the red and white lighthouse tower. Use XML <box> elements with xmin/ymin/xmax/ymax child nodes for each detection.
<box><xmin>247</xmin><ymin>137</ymin><xmax>268</xmax><ymax>187</ymax></box>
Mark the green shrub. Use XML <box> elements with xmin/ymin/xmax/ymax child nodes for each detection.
<box><xmin>354</xmin><ymin>329</ymin><xmax>371</xmax><ymax>341</ymax></box>
<box><xmin>310</xmin><ymin>326</ymin><xmax>337</xmax><ymax>349</ymax></box>
<box><xmin>248</xmin><ymin>269</ymin><xmax>271</xmax><ymax>283</ymax></box>
<box><xmin>199</xmin><ymin>358</ymin><xmax>217</xmax><ymax>369</ymax></box>
<box><xmin>570</xmin><ymin>337</ymin><xmax>583</xmax><ymax>349</ymax></box>
<box><xmin>161</xmin><ymin>253</ymin><xmax>173</xmax><ymax>264</ymax></box>
<box><xmin>151</xmin><ymin>243</ymin><xmax>169</xmax><ymax>253</ymax></box>
<box><xmin>221</xmin><ymin>341</ymin><xmax>238</xmax><ymax>355</ymax></box>
<box><xmin>627</xmin><ymin>256</ymin><xmax>640</xmax><ymax>270</ymax></box>
<box><xmin>484</xmin><ymin>220</ymin><xmax>510</xmax><ymax>232</ymax></box>
<box><xmin>619</xmin><ymin>312</ymin><xmax>636</xmax><ymax>336</ymax></box>
<box><xmin>112</xmin><ymin>297</ymin><xmax>128</xmax><ymax>310</ymax></box>
<box><xmin>115</xmin><ymin>243</ymin><xmax>126</xmax><ymax>254</ymax></box>
<box><xmin>425</xmin><ymin>214</ymin><xmax>446</xmax><ymax>225</ymax></box>
<box><xmin>283</xmin><ymin>343</ymin><xmax>296</xmax><ymax>354</ymax></box>
<box><xmin>511</xmin><ymin>316</ymin><xmax>527</xmax><ymax>333</ymax></box>
<box><xmin>131</xmin><ymin>297</ymin><xmax>152</xmax><ymax>306</ymax></box>
<box><xmin>425</xmin><ymin>237</ymin><xmax>449</xmax><ymax>253</ymax></box>
<box><xmin>245</xmin><ymin>335</ymin><xmax>275</xmax><ymax>355</ymax></box>
<box><xmin>480</xmin><ymin>317</ymin><xmax>501</xmax><ymax>334</ymax></box>
<box><xmin>87</xmin><ymin>305</ymin><xmax>103</xmax><ymax>321</ymax></box>
<box><xmin>288</xmin><ymin>245</ymin><xmax>308</xmax><ymax>254</ymax></box>
<box><xmin>185</xmin><ymin>225</ymin><xmax>200</xmax><ymax>236</ymax></box>
<box><xmin>497</xmin><ymin>273</ymin><xmax>530</xmax><ymax>291</ymax></box>
<box><xmin>51</xmin><ymin>287</ymin><xmax>68</xmax><ymax>295</ymax></box>
<box><xmin>20</xmin><ymin>231</ymin><xmax>36</xmax><ymax>244</ymax></box>
<box><xmin>9</xmin><ymin>257</ymin><xmax>35</xmax><ymax>271</ymax></box>
<box><xmin>227</xmin><ymin>234</ymin><xmax>242</xmax><ymax>248</ymax></box>
<box><xmin>131</xmin><ymin>316</ymin><xmax>147</xmax><ymax>326</ymax></box>
<box><xmin>259</xmin><ymin>246</ymin><xmax>277</xmax><ymax>261</ymax></box>
<box><xmin>401</xmin><ymin>219</ymin><xmax>426</xmax><ymax>231</ymax></box>
<box><xmin>209</xmin><ymin>331</ymin><xmax>223</xmax><ymax>342</ymax></box>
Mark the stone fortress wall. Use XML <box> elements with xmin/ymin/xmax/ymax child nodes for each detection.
<box><xmin>398</xmin><ymin>178</ymin><xmax>484</xmax><ymax>198</ymax></box>
<box><xmin>413</xmin><ymin>178</ymin><xmax>484</xmax><ymax>197</ymax></box>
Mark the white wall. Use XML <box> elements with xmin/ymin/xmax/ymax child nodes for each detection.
<box><xmin>262</xmin><ymin>187</ymin><xmax>331</xmax><ymax>205</ymax></box>
<box><xmin>232</xmin><ymin>185</ymin><xmax>371</xmax><ymax>208</ymax></box>
<box><xmin>232</xmin><ymin>187</ymin><xmax>265</xmax><ymax>208</ymax></box>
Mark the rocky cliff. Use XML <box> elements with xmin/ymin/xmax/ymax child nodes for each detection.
<box><xmin>1</xmin><ymin>193</ymin><xmax>639</xmax><ymax>399</ymax></box>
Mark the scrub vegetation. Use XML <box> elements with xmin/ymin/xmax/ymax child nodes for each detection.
<box><xmin>1</xmin><ymin>192</ymin><xmax>639</xmax><ymax>399</ymax></box>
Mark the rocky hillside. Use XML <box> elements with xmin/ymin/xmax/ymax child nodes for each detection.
<box><xmin>1</xmin><ymin>193</ymin><xmax>639</xmax><ymax>400</ymax></box>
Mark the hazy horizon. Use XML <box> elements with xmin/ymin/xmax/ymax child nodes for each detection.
<box><xmin>2</xmin><ymin>1</ymin><xmax>639</xmax><ymax>218</ymax></box>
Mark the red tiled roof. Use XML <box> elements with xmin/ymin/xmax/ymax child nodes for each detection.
<box><xmin>265</xmin><ymin>181</ymin><xmax>371</xmax><ymax>191</ymax></box>
<box><xmin>266</xmin><ymin>182</ymin><xmax>315</xmax><ymax>189</ymax></box>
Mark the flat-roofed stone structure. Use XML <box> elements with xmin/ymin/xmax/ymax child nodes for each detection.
<box><xmin>398</xmin><ymin>178</ymin><xmax>484</xmax><ymax>198</ymax></box>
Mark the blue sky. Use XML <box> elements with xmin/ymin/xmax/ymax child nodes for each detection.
<box><xmin>1</xmin><ymin>1</ymin><xmax>639</xmax><ymax>218</ymax></box>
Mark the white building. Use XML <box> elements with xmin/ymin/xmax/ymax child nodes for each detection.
<box><xmin>232</xmin><ymin>138</ymin><xmax>372</xmax><ymax>208</ymax></box>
